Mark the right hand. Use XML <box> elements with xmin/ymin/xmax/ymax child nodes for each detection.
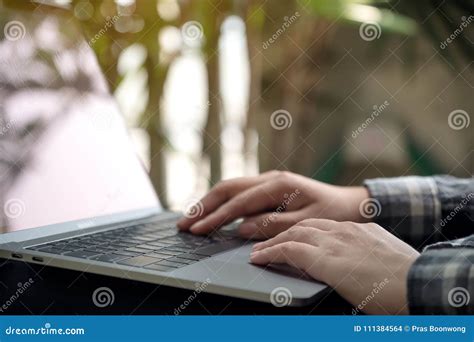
<box><xmin>177</xmin><ymin>171</ymin><xmax>370</xmax><ymax>239</ymax></box>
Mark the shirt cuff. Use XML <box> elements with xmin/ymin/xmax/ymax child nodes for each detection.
<box><xmin>363</xmin><ymin>176</ymin><xmax>442</xmax><ymax>249</ymax></box>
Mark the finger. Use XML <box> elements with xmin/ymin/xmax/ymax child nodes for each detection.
<box><xmin>189</xmin><ymin>179</ymin><xmax>294</xmax><ymax>234</ymax></box>
<box><xmin>252</xmin><ymin>225</ymin><xmax>323</xmax><ymax>251</ymax></box>
<box><xmin>177</xmin><ymin>172</ymin><xmax>278</xmax><ymax>230</ymax></box>
<box><xmin>238</xmin><ymin>211</ymin><xmax>307</xmax><ymax>240</ymax></box>
<box><xmin>250</xmin><ymin>242</ymin><xmax>321</xmax><ymax>276</ymax></box>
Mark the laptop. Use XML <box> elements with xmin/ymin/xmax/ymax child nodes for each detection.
<box><xmin>0</xmin><ymin>3</ymin><xmax>328</xmax><ymax>307</ymax></box>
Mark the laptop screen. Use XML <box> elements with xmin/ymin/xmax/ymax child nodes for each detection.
<box><xmin>0</xmin><ymin>5</ymin><xmax>160</xmax><ymax>233</ymax></box>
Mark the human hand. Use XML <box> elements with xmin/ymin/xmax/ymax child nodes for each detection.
<box><xmin>177</xmin><ymin>171</ymin><xmax>370</xmax><ymax>239</ymax></box>
<box><xmin>251</xmin><ymin>219</ymin><xmax>420</xmax><ymax>314</ymax></box>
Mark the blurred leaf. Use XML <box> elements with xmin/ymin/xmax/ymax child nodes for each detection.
<box><xmin>308</xmin><ymin>0</ymin><xmax>417</xmax><ymax>35</ymax></box>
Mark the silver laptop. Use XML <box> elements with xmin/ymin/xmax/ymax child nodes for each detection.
<box><xmin>0</xmin><ymin>3</ymin><xmax>328</xmax><ymax>307</ymax></box>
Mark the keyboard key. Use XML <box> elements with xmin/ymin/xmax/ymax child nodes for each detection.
<box><xmin>128</xmin><ymin>235</ymin><xmax>156</xmax><ymax>242</ymax></box>
<box><xmin>164</xmin><ymin>246</ymin><xmax>194</xmax><ymax>253</ymax></box>
<box><xmin>167</xmin><ymin>257</ymin><xmax>195</xmax><ymax>265</ymax></box>
<box><xmin>158</xmin><ymin>249</ymin><xmax>185</xmax><ymax>256</ymax></box>
<box><xmin>146</xmin><ymin>241</ymin><xmax>169</xmax><ymax>247</ymax></box>
<box><xmin>125</xmin><ymin>247</ymin><xmax>151</xmax><ymax>254</ymax></box>
<box><xmin>194</xmin><ymin>241</ymin><xmax>241</xmax><ymax>256</ymax></box>
<box><xmin>63</xmin><ymin>250</ymin><xmax>103</xmax><ymax>259</ymax></box>
<box><xmin>113</xmin><ymin>250</ymin><xmax>141</xmax><ymax>257</ymax></box>
<box><xmin>174</xmin><ymin>253</ymin><xmax>208</xmax><ymax>261</ymax></box>
<box><xmin>117</xmin><ymin>255</ymin><xmax>162</xmax><ymax>267</ymax></box>
<box><xmin>84</xmin><ymin>247</ymin><xmax>115</xmax><ymax>254</ymax></box>
<box><xmin>155</xmin><ymin>260</ymin><xmax>188</xmax><ymax>268</ymax></box>
<box><xmin>90</xmin><ymin>254</ymin><xmax>128</xmax><ymax>263</ymax></box>
<box><xmin>136</xmin><ymin>244</ymin><xmax>162</xmax><ymax>251</ymax></box>
<box><xmin>35</xmin><ymin>247</ymin><xmax>68</xmax><ymax>254</ymax></box>
<box><xmin>143</xmin><ymin>263</ymin><xmax>175</xmax><ymax>272</ymax></box>
<box><xmin>119</xmin><ymin>238</ymin><xmax>146</xmax><ymax>245</ymax></box>
<box><xmin>145</xmin><ymin>252</ymin><xmax>174</xmax><ymax>260</ymax></box>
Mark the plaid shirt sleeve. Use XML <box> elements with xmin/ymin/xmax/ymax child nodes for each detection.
<box><xmin>363</xmin><ymin>175</ymin><xmax>474</xmax><ymax>314</ymax></box>
<box><xmin>363</xmin><ymin>175</ymin><xmax>474</xmax><ymax>249</ymax></box>
<box><xmin>407</xmin><ymin>236</ymin><xmax>474</xmax><ymax>314</ymax></box>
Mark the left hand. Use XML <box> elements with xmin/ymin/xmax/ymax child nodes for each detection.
<box><xmin>251</xmin><ymin>219</ymin><xmax>420</xmax><ymax>315</ymax></box>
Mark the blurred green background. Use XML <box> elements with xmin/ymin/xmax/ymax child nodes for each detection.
<box><xmin>2</xmin><ymin>0</ymin><xmax>472</xmax><ymax>210</ymax></box>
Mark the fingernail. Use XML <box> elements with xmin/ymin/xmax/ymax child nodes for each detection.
<box><xmin>250</xmin><ymin>251</ymin><xmax>262</xmax><ymax>263</ymax></box>
<box><xmin>239</xmin><ymin>222</ymin><xmax>257</xmax><ymax>235</ymax></box>
<box><xmin>189</xmin><ymin>222</ymin><xmax>203</xmax><ymax>232</ymax></box>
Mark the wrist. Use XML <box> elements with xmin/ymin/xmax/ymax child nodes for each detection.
<box><xmin>341</xmin><ymin>186</ymin><xmax>371</xmax><ymax>223</ymax></box>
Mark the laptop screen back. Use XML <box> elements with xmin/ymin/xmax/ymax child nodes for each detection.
<box><xmin>0</xmin><ymin>6</ymin><xmax>160</xmax><ymax>233</ymax></box>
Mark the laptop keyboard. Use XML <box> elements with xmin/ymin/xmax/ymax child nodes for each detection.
<box><xmin>26</xmin><ymin>218</ymin><xmax>242</xmax><ymax>272</ymax></box>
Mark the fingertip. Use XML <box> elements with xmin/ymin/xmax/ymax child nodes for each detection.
<box><xmin>189</xmin><ymin>222</ymin><xmax>208</xmax><ymax>235</ymax></box>
<box><xmin>176</xmin><ymin>220</ymin><xmax>187</xmax><ymax>229</ymax></box>
<box><xmin>250</xmin><ymin>251</ymin><xmax>267</xmax><ymax>265</ymax></box>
